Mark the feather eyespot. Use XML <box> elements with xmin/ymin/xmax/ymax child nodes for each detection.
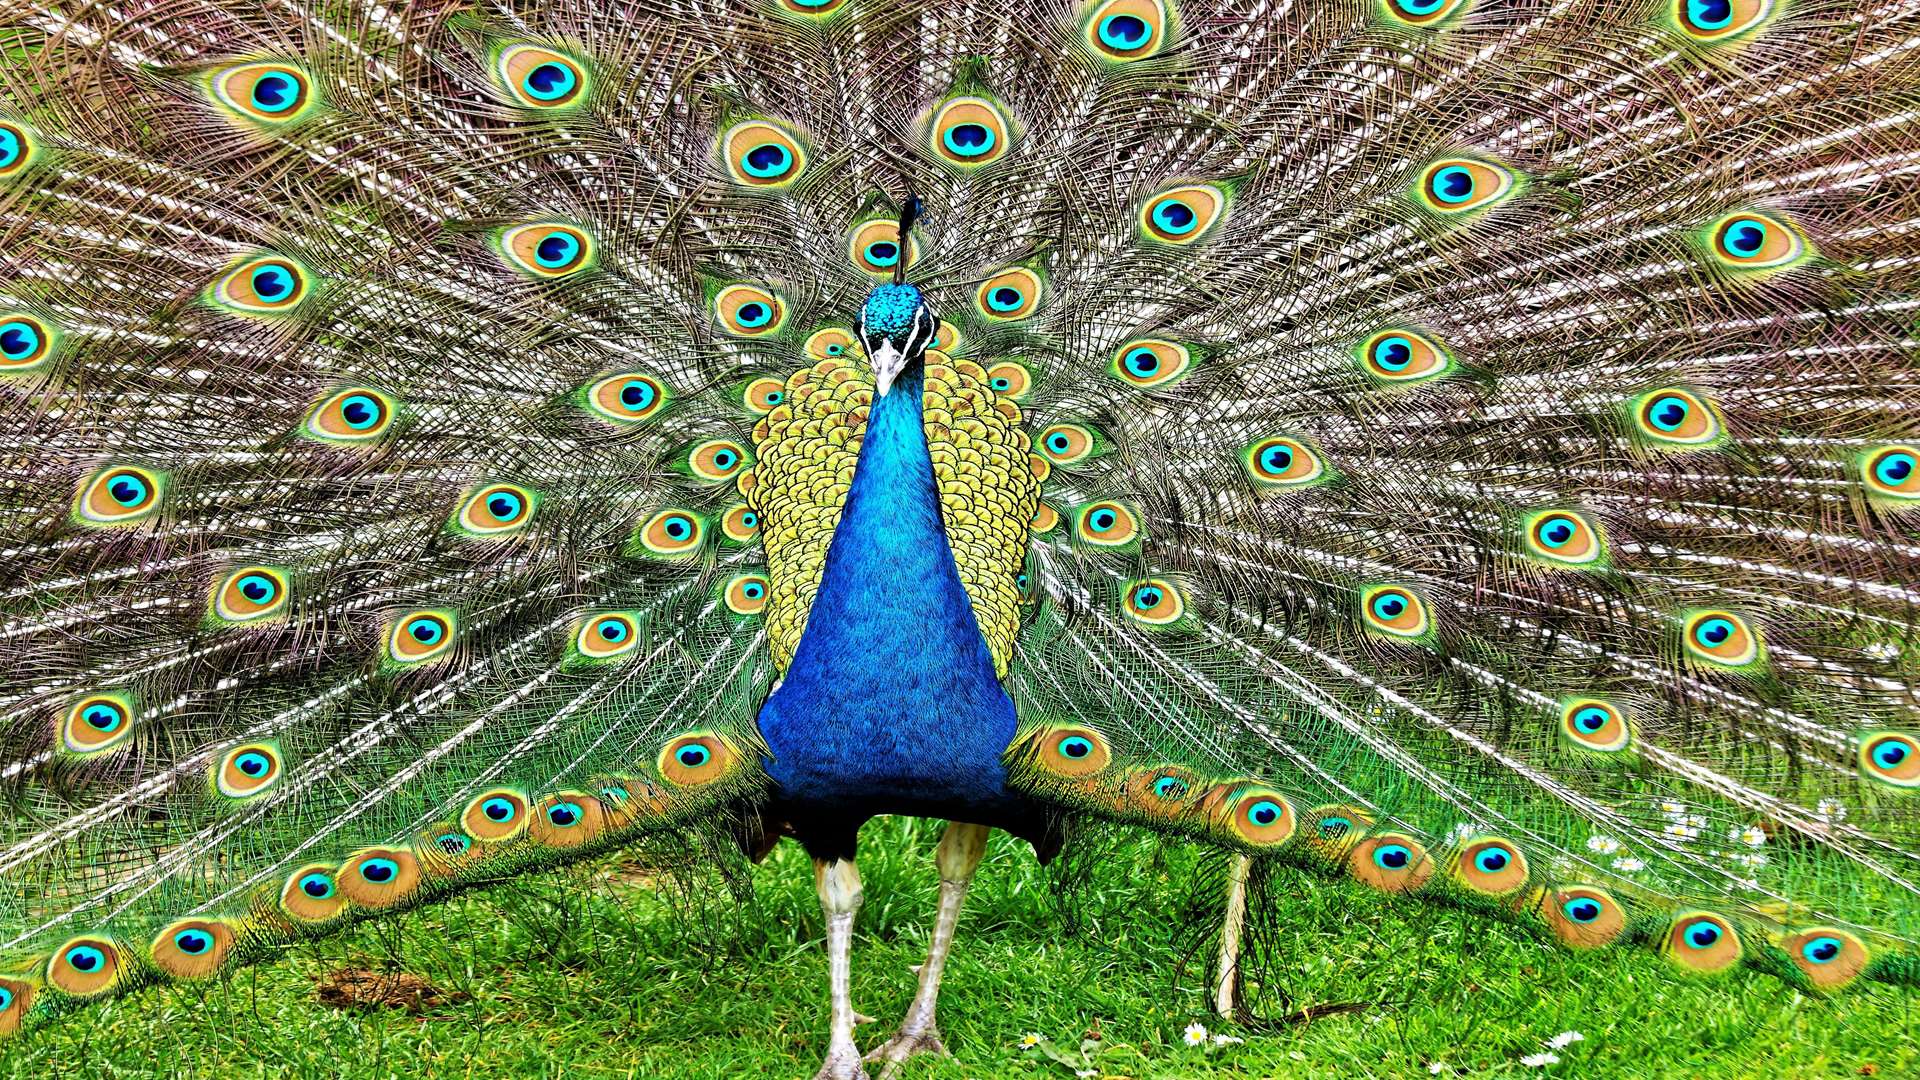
<box><xmin>1357</xmin><ymin>329</ymin><xmax>1451</xmax><ymax>383</ymax></box>
<box><xmin>495</xmin><ymin>45</ymin><xmax>587</xmax><ymax>109</ymax></box>
<box><xmin>1673</xmin><ymin>0</ymin><xmax>1775</xmax><ymax>42</ymax></box>
<box><xmin>1666</xmin><ymin>911</ymin><xmax>1742</xmax><ymax>973</ymax></box>
<box><xmin>211</xmin><ymin>566</ymin><xmax>289</xmax><ymax>625</ymax></box>
<box><xmin>1705</xmin><ymin>210</ymin><xmax>1807</xmax><ymax>270</ymax></box>
<box><xmin>1022</xmin><ymin>724</ymin><xmax>1114</xmax><ymax>778</ymax></box>
<box><xmin>658</xmin><ymin>732</ymin><xmax>738</xmax><ymax>788</ymax></box>
<box><xmin>462</xmin><ymin>789</ymin><xmax>530</xmax><ymax>842</ymax></box>
<box><xmin>1122</xmin><ymin>578</ymin><xmax>1185</xmax><ymax>626</ymax></box>
<box><xmin>1453</xmin><ymin>836</ymin><xmax>1529</xmax><ymax>895</ymax></box>
<box><xmin>0</xmin><ymin>977</ymin><xmax>29</xmax><ymax>1036</ymax></box>
<box><xmin>1118</xmin><ymin>765</ymin><xmax>1201</xmax><ymax>816</ymax></box>
<box><xmin>1381</xmin><ymin>0</ymin><xmax>1469</xmax><ymax>25</ymax></box>
<box><xmin>1860</xmin><ymin>445</ymin><xmax>1920</xmax><ymax>504</ymax></box>
<box><xmin>741</xmin><ymin>376</ymin><xmax>788</xmax><ymax>414</ymax></box>
<box><xmin>210</xmin><ymin>62</ymin><xmax>317</xmax><ymax>125</ymax></box>
<box><xmin>1242</xmin><ymin>436</ymin><xmax>1327</xmax><ymax>488</ymax></box>
<box><xmin>933</xmin><ymin>320</ymin><xmax>962</xmax><ymax>353</ymax></box>
<box><xmin>0</xmin><ymin>313</ymin><xmax>56</xmax><ymax>372</ymax></box>
<box><xmin>1522</xmin><ymin>508</ymin><xmax>1605</xmax><ymax>567</ymax></box>
<box><xmin>76</xmin><ymin>465</ymin><xmax>165</xmax><ymax>526</ymax></box>
<box><xmin>1140</xmin><ymin>185</ymin><xmax>1226</xmax><ymax>245</ymax></box>
<box><xmin>1782</xmin><ymin>927</ymin><xmax>1869</xmax><ymax>991</ymax></box>
<box><xmin>1210</xmin><ymin>785</ymin><xmax>1297</xmax><ymax>847</ymax></box>
<box><xmin>387</xmin><ymin>610</ymin><xmax>456</xmax><ymax>665</ymax></box>
<box><xmin>498</xmin><ymin>222</ymin><xmax>595</xmax><ymax>279</ymax></box>
<box><xmin>1360</xmin><ymin>584</ymin><xmax>1431</xmax><ymax>640</ymax></box>
<box><xmin>1558</xmin><ymin>698</ymin><xmax>1632</xmax><ymax>753</ymax></box>
<box><xmin>985</xmin><ymin>361</ymin><xmax>1032</xmax><ymax>399</ymax></box>
<box><xmin>722</xmin><ymin>120</ymin><xmax>807</xmax><ymax>187</ymax></box>
<box><xmin>0</xmin><ymin>120</ymin><xmax>40</xmax><ymax>179</ymax></box>
<box><xmin>635</xmin><ymin>508</ymin><xmax>706</xmax><ymax>558</ymax></box>
<box><xmin>1349</xmin><ymin>832</ymin><xmax>1435</xmax><ymax>893</ymax></box>
<box><xmin>724</xmin><ymin>573</ymin><xmax>770</xmax><ymax>616</ymax></box>
<box><xmin>305</xmin><ymin>387</ymin><xmax>395</xmax><ymax>442</ymax></box>
<box><xmin>531</xmin><ymin>791</ymin><xmax>607</xmax><ymax>848</ymax></box>
<box><xmin>715</xmin><ymin>284</ymin><xmax>786</xmax><ymax>337</ymax></box>
<box><xmin>1681</xmin><ymin>609</ymin><xmax>1762</xmax><ymax>669</ymax></box>
<box><xmin>975</xmin><ymin>267</ymin><xmax>1044</xmax><ymax>321</ymax></box>
<box><xmin>211</xmin><ymin>254</ymin><xmax>311</xmax><ymax>316</ymax></box>
<box><xmin>60</xmin><ymin>693</ymin><xmax>136</xmax><ymax>756</ymax></box>
<box><xmin>848</xmin><ymin>219</ymin><xmax>919</xmax><ymax>277</ymax></box>
<box><xmin>1303</xmin><ymin>804</ymin><xmax>1376</xmax><ymax>861</ymax></box>
<box><xmin>1857</xmin><ymin>731</ymin><xmax>1920</xmax><ymax>788</ymax></box>
<box><xmin>930</xmin><ymin>96</ymin><xmax>1013</xmax><ymax>168</ymax></box>
<box><xmin>574</xmin><ymin>612</ymin><xmax>639</xmax><ymax>661</ymax></box>
<box><xmin>49</xmin><ymin>937</ymin><xmax>121</xmax><ymax>995</ymax></box>
<box><xmin>152</xmin><ymin>919</ymin><xmax>236</xmax><ymax>980</ymax></box>
<box><xmin>687</xmin><ymin>439</ymin><xmax>751</xmax><ymax>482</ymax></box>
<box><xmin>1416</xmin><ymin>157</ymin><xmax>1517</xmax><ymax>214</ymax></box>
<box><xmin>1083</xmin><ymin>0</ymin><xmax>1172</xmax><ymax>60</ymax></box>
<box><xmin>584</xmin><ymin>372</ymin><xmax>669</xmax><ymax>424</ymax></box>
<box><xmin>1542</xmin><ymin>886</ymin><xmax>1626</xmax><ymax>949</ymax></box>
<box><xmin>1075</xmin><ymin>501</ymin><xmax>1139</xmax><ymax>547</ymax></box>
<box><xmin>214</xmin><ymin>742</ymin><xmax>283</xmax><ymax>798</ymax></box>
<box><xmin>280</xmin><ymin>865</ymin><xmax>347</xmax><ymax>922</ymax></box>
<box><xmin>1037</xmin><ymin>423</ymin><xmax>1098</xmax><ymax>466</ymax></box>
<box><xmin>338</xmin><ymin>847</ymin><xmax>422</xmax><ymax>908</ymax></box>
<box><xmin>1110</xmin><ymin>338</ymin><xmax>1193</xmax><ymax>388</ymax></box>
<box><xmin>805</xmin><ymin>327</ymin><xmax>859</xmax><ymax>360</ymax></box>
<box><xmin>1629</xmin><ymin>386</ymin><xmax>1725</xmax><ymax>449</ymax></box>
<box><xmin>720</xmin><ymin>504</ymin><xmax>761</xmax><ymax>545</ymax></box>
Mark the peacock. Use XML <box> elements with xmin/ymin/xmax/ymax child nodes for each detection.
<box><xmin>2</xmin><ymin>0</ymin><xmax>1919</xmax><ymax>1075</ymax></box>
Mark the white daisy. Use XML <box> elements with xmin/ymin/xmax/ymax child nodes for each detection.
<box><xmin>1183</xmin><ymin>1021</ymin><xmax>1208</xmax><ymax>1046</ymax></box>
<box><xmin>1586</xmin><ymin>835</ymin><xmax>1622</xmax><ymax>855</ymax></box>
<box><xmin>1730</xmin><ymin>825</ymin><xmax>1767</xmax><ymax>847</ymax></box>
<box><xmin>1613</xmin><ymin>856</ymin><xmax>1646</xmax><ymax>872</ymax></box>
<box><xmin>1817</xmin><ymin>798</ymin><xmax>1849</xmax><ymax>823</ymax></box>
<box><xmin>1019</xmin><ymin>1033</ymin><xmax>1041</xmax><ymax>1049</ymax></box>
<box><xmin>1521</xmin><ymin>1051</ymin><xmax>1562</xmax><ymax>1067</ymax></box>
<box><xmin>1546</xmin><ymin>1030</ymin><xmax>1585</xmax><ymax>1050</ymax></box>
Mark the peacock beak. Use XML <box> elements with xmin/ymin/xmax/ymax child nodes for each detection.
<box><xmin>869</xmin><ymin>338</ymin><xmax>909</xmax><ymax>397</ymax></box>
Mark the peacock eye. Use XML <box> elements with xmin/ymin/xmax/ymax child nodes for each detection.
<box><xmin>1083</xmin><ymin>0</ymin><xmax>1171</xmax><ymax>60</ymax></box>
<box><xmin>1802</xmin><ymin>936</ymin><xmax>1842</xmax><ymax>963</ymax></box>
<box><xmin>482</xmin><ymin>797</ymin><xmax>516</xmax><ymax>822</ymax></box>
<box><xmin>723</xmin><ymin>120</ymin><xmax>807</xmax><ymax>186</ymax></box>
<box><xmin>1122</xmin><ymin>578</ymin><xmax>1185</xmax><ymax>626</ymax></box>
<box><xmin>1474</xmin><ymin>846</ymin><xmax>1511</xmax><ymax>872</ymax></box>
<box><xmin>1382</xmin><ymin>0</ymin><xmax>1468</xmax><ymax>24</ymax></box>
<box><xmin>66</xmin><ymin>946</ymin><xmax>105</xmax><ymax>971</ymax></box>
<box><xmin>678</xmin><ymin>744</ymin><xmax>711</xmax><ymax>768</ymax></box>
<box><xmin>585</xmin><ymin>372</ymin><xmax>670</xmax><ymax>424</ymax></box>
<box><xmin>62</xmin><ymin>694</ymin><xmax>137</xmax><ymax>755</ymax></box>
<box><xmin>1674</xmin><ymin>0</ymin><xmax>1776</xmax><ymax>41</ymax></box>
<box><xmin>1684</xmin><ymin>919</ymin><xmax>1721</xmax><ymax>948</ymax></box>
<box><xmin>498</xmin><ymin>223</ymin><xmax>595</xmax><ymax>278</ymax></box>
<box><xmin>299</xmin><ymin>873</ymin><xmax>334</xmax><ymax>899</ymax></box>
<box><xmin>496</xmin><ymin>45</ymin><xmax>588</xmax><ymax>109</ymax></box>
<box><xmin>1140</xmin><ymin>185</ymin><xmax>1226</xmax><ymax>245</ymax></box>
<box><xmin>173</xmin><ymin>930</ymin><xmax>211</xmax><ymax>955</ymax></box>
<box><xmin>1152</xmin><ymin>775</ymin><xmax>1187</xmax><ymax>799</ymax></box>
<box><xmin>0</xmin><ymin>313</ymin><xmax>56</xmax><ymax>370</ymax></box>
<box><xmin>725</xmin><ymin>573</ymin><xmax>771</xmax><ymax>615</ymax></box>
<box><xmin>1357</xmin><ymin>329</ymin><xmax>1450</xmax><ymax>383</ymax></box>
<box><xmin>1682</xmin><ymin>609</ymin><xmax>1760</xmax><ymax>667</ymax></box>
<box><xmin>360</xmin><ymin>858</ymin><xmax>399</xmax><ymax>883</ymax></box>
<box><xmin>210</xmin><ymin>62</ymin><xmax>318</xmax><ymax>125</ymax></box>
<box><xmin>638</xmin><ymin>508</ymin><xmax>706</xmax><ymax>557</ymax></box>
<box><xmin>689</xmin><ymin>439</ymin><xmax>751</xmax><ymax>481</ymax></box>
<box><xmin>1705</xmin><ymin>210</ymin><xmax>1807</xmax><ymax>270</ymax></box>
<box><xmin>974</xmin><ymin>267</ymin><xmax>1044</xmax><ymax>320</ymax></box>
<box><xmin>1361</xmin><ymin>585</ymin><xmax>1431</xmax><ymax>639</ymax></box>
<box><xmin>388</xmin><ymin>610</ymin><xmax>456</xmax><ymax>664</ymax></box>
<box><xmin>930</xmin><ymin>96</ymin><xmax>1013</xmax><ymax>168</ymax></box>
<box><xmin>716</xmin><ymin>284</ymin><xmax>786</xmax><ymax>336</ymax></box>
<box><xmin>213</xmin><ymin>255</ymin><xmax>312</xmax><ymax>315</ymax></box>
<box><xmin>546</xmin><ymin>802</ymin><xmax>582</xmax><ymax>827</ymax></box>
<box><xmin>1247</xmin><ymin>800</ymin><xmax>1282</xmax><ymax>826</ymax></box>
<box><xmin>1563</xmin><ymin>898</ymin><xmax>1602</xmax><ymax>923</ymax></box>
<box><xmin>597</xmin><ymin>619</ymin><xmax>627</xmax><ymax>643</ymax></box>
<box><xmin>1374</xmin><ymin>844</ymin><xmax>1411</xmax><ymax>869</ymax></box>
<box><xmin>0</xmin><ymin>120</ymin><xmax>38</xmax><ymax>178</ymax></box>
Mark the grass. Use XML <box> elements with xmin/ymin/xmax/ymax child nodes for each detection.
<box><xmin>5</xmin><ymin>819</ymin><xmax>1915</xmax><ymax>1079</ymax></box>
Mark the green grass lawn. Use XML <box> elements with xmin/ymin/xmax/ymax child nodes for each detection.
<box><xmin>6</xmin><ymin>819</ymin><xmax>1914</xmax><ymax>1079</ymax></box>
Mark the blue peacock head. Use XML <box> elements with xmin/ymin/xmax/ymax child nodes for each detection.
<box><xmin>856</xmin><ymin>197</ymin><xmax>936</xmax><ymax>396</ymax></box>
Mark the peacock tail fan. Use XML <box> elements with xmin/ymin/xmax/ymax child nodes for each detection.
<box><xmin>0</xmin><ymin>0</ymin><xmax>1915</xmax><ymax>1045</ymax></box>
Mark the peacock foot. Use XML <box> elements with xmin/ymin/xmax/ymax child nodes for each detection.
<box><xmin>812</xmin><ymin>1039</ymin><xmax>872</xmax><ymax>1080</ymax></box>
<box><xmin>864</xmin><ymin>1024</ymin><xmax>949</xmax><ymax>1078</ymax></box>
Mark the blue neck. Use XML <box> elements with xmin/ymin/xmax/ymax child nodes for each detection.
<box><xmin>755</xmin><ymin>363</ymin><xmax>1017</xmax><ymax>823</ymax></box>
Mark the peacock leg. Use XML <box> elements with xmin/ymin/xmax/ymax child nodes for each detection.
<box><xmin>1213</xmin><ymin>853</ymin><xmax>1253</xmax><ymax>1020</ymax></box>
<box><xmin>865</xmin><ymin>820</ymin><xmax>990</xmax><ymax>1077</ymax></box>
<box><xmin>814</xmin><ymin>856</ymin><xmax>870</xmax><ymax>1080</ymax></box>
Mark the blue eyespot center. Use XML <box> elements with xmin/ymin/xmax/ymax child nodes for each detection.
<box><xmin>1372</xmin><ymin>594</ymin><xmax>1407</xmax><ymax>620</ymax></box>
<box><xmin>0</xmin><ymin>321</ymin><xmax>40</xmax><ymax>359</ymax></box>
<box><xmin>300</xmin><ymin>873</ymin><xmax>334</xmax><ymax>899</ymax></box>
<box><xmin>1686</xmin><ymin>0</ymin><xmax>1734</xmax><ymax>28</ymax></box>
<box><xmin>408</xmin><ymin>618</ymin><xmax>444</xmax><ymax>644</ymax></box>
<box><xmin>1573</xmin><ymin>707</ymin><xmax>1609</xmax><ymax>734</ymax></box>
<box><xmin>1431</xmin><ymin>166</ymin><xmax>1474</xmax><ymax>203</ymax></box>
<box><xmin>547</xmin><ymin>802</ymin><xmax>581</xmax><ymax>827</ymax></box>
<box><xmin>535</xmin><ymin>232</ymin><xmax>579</xmax><ymax>268</ymax></box>
<box><xmin>1539</xmin><ymin>517</ymin><xmax>1576</xmax><ymax>547</ymax></box>
<box><xmin>1151</xmin><ymin>199</ymin><xmax>1198</xmax><ymax>234</ymax></box>
<box><xmin>1133</xmin><ymin>586</ymin><xmax>1163</xmax><ymax>609</ymax></box>
<box><xmin>251</xmin><ymin>74</ymin><xmax>295</xmax><ymax>112</ymax></box>
<box><xmin>942</xmin><ymin>122</ymin><xmax>996</xmax><ymax>158</ymax></box>
<box><xmin>83</xmin><ymin>703</ymin><xmax>123</xmax><ymax>731</ymax></box>
<box><xmin>108</xmin><ymin>473</ymin><xmax>150</xmax><ymax>506</ymax></box>
<box><xmin>1374</xmin><ymin>844</ymin><xmax>1411</xmax><ymax>870</ymax></box>
<box><xmin>1247</xmin><ymin>799</ymin><xmax>1283</xmax><ymax>827</ymax></box>
<box><xmin>1802</xmin><ymin>936</ymin><xmax>1843</xmax><ymax>963</ymax></box>
<box><xmin>251</xmin><ymin>264</ymin><xmax>293</xmax><ymax>301</ymax></box>
<box><xmin>482</xmin><ymin>797</ymin><xmax>516</xmax><ymax>822</ymax></box>
<box><xmin>340</xmin><ymin>394</ymin><xmax>381</xmax><ymax>428</ymax></box>
<box><xmin>1474</xmin><ymin>847</ymin><xmax>1511</xmax><ymax>873</ymax></box>
<box><xmin>1124</xmin><ymin>347</ymin><xmax>1160</xmax><ymax>375</ymax></box>
<box><xmin>1724</xmin><ymin>219</ymin><xmax>1767</xmax><ymax>256</ymax></box>
<box><xmin>677</xmin><ymin>743</ymin><xmax>712</xmax><ymax>768</ymax></box>
<box><xmin>361</xmin><ymin>858</ymin><xmax>398</xmax><ymax>883</ymax></box>
<box><xmin>1875</xmin><ymin>452</ymin><xmax>1915</xmax><ymax>486</ymax></box>
<box><xmin>435</xmin><ymin>833</ymin><xmax>470</xmax><ymax>856</ymax></box>
<box><xmin>1695</xmin><ymin>618</ymin><xmax>1734</xmax><ymax>647</ymax></box>
<box><xmin>1098</xmin><ymin>13</ymin><xmax>1150</xmax><ymax>48</ymax></box>
<box><xmin>597</xmin><ymin>619</ymin><xmax>628</xmax><ymax>643</ymax></box>
<box><xmin>1649</xmin><ymin>396</ymin><xmax>1690</xmax><ymax>430</ymax></box>
<box><xmin>1152</xmin><ymin>775</ymin><xmax>1187</xmax><ymax>799</ymax></box>
<box><xmin>66</xmin><ymin>946</ymin><xmax>105</xmax><ymax>972</ymax></box>
<box><xmin>1563</xmin><ymin>898</ymin><xmax>1602</xmax><ymax>923</ymax></box>
<box><xmin>740</xmin><ymin>511</ymin><xmax>758</xmax><ymax>528</ymax></box>
<box><xmin>524</xmin><ymin>62</ymin><xmax>577</xmax><ymax>101</ymax></box>
<box><xmin>236</xmin><ymin>752</ymin><xmax>271</xmax><ymax>777</ymax></box>
<box><xmin>1058</xmin><ymin>736</ymin><xmax>1093</xmax><ymax>759</ymax></box>
<box><xmin>1684</xmin><ymin>920</ymin><xmax>1721</xmax><ymax>948</ymax></box>
<box><xmin>1373</xmin><ymin>336</ymin><xmax>1413</xmax><ymax>371</ymax></box>
<box><xmin>743</xmin><ymin>143</ymin><xmax>792</xmax><ymax>178</ymax></box>
<box><xmin>742</xmin><ymin>582</ymin><xmax>765</xmax><ymax>599</ymax></box>
<box><xmin>664</xmin><ymin>516</ymin><xmax>691</xmax><ymax>539</ymax></box>
<box><xmin>1871</xmin><ymin>738</ymin><xmax>1910</xmax><ymax>768</ymax></box>
<box><xmin>864</xmin><ymin>241</ymin><xmax>900</xmax><ymax>266</ymax></box>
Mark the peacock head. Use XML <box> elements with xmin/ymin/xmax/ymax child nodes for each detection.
<box><xmin>858</xmin><ymin>283</ymin><xmax>936</xmax><ymax>397</ymax></box>
<box><xmin>856</xmin><ymin>194</ymin><xmax>933</xmax><ymax>397</ymax></box>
